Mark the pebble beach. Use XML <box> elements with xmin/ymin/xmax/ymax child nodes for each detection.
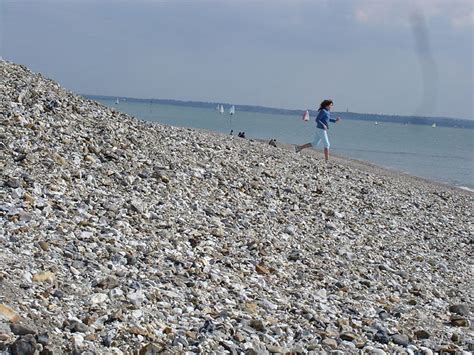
<box><xmin>1</xmin><ymin>60</ymin><xmax>473</xmax><ymax>354</ymax></box>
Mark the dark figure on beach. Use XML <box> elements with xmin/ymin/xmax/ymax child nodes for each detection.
<box><xmin>237</xmin><ymin>132</ymin><xmax>246</xmax><ymax>138</ymax></box>
<box><xmin>269</xmin><ymin>139</ymin><xmax>277</xmax><ymax>147</ymax></box>
<box><xmin>230</xmin><ymin>130</ymin><xmax>233</xmax><ymax>135</ymax></box>
<box><xmin>295</xmin><ymin>99</ymin><xmax>341</xmax><ymax>161</ymax></box>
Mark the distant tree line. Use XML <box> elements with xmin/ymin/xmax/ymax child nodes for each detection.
<box><xmin>84</xmin><ymin>95</ymin><xmax>474</xmax><ymax>129</ymax></box>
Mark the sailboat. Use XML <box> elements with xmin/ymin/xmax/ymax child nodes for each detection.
<box><xmin>216</xmin><ymin>104</ymin><xmax>220</xmax><ymax>111</ymax></box>
<box><xmin>229</xmin><ymin>105</ymin><xmax>235</xmax><ymax>115</ymax></box>
<box><xmin>219</xmin><ymin>105</ymin><xmax>224</xmax><ymax>114</ymax></box>
<box><xmin>115</xmin><ymin>98</ymin><xmax>119</xmax><ymax>105</ymax></box>
<box><xmin>302</xmin><ymin>110</ymin><xmax>309</xmax><ymax>121</ymax></box>
<box><xmin>431</xmin><ymin>123</ymin><xmax>437</xmax><ymax>128</ymax></box>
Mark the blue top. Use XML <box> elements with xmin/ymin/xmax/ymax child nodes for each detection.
<box><xmin>316</xmin><ymin>108</ymin><xmax>337</xmax><ymax>129</ymax></box>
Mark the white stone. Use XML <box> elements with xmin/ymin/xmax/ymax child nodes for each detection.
<box><xmin>90</xmin><ymin>293</ymin><xmax>108</xmax><ymax>305</ymax></box>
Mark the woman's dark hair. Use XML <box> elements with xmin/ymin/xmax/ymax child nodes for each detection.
<box><xmin>319</xmin><ymin>99</ymin><xmax>333</xmax><ymax>111</ymax></box>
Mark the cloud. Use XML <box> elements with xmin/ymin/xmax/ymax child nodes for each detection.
<box><xmin>451</xmin><ymin>11</ymin><xmax>474</xmax><ymax>28</ymax></box>
<box><xmin>354</xmin><ymin>0</ymin><xmax>474</xmax><ymax>28</ymax></box>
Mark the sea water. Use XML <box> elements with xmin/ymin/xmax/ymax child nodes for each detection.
<box><xmin>96</xmin><ymin>98</ymin><xmax>474</xmax><ymax>190</ymax></box>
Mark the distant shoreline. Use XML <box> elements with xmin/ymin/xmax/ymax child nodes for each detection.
<box><xmin>84</xmin><ymin>94</ymin><xmax>474</xmax><ymax>129</ymax></box>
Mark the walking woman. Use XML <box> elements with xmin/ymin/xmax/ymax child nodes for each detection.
<box><xmin>295</xmin><ymin>99</ymin><xmax>341</xmax><ymax>161</ymax></box>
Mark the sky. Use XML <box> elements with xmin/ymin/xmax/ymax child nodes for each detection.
<box><xmin>1</xmin><ymin>0</ymin><xmax>473</xmax><ymax>119</ymax></box>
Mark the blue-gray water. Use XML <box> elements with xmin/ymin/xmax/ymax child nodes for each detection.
<box><xmin>96</xmin><ymin>98</ymin><xmax>474</xmax><ymax>190</ymax></box>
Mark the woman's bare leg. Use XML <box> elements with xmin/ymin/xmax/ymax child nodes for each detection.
<box><xmin>295</xmin><ymin>143</ymin><xmax>312</xmax><ymax>153</ymax></box>
<box><xmin>324</xmin><ymin>148</ymin><xmax>329</xmax><ymax>161</ymax></box>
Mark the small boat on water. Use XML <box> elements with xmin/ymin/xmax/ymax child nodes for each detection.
<box><xmin>219</xmin><ymin>105</ymin><xmax>224</xmax><ymax>114</ymax></box>
<box><xmin>115</xmin><ymin>98</ymin><xmax>119</xmax><ymax>105</ymax></box>
<box><xmin>229</xmin><ymin>105</ymin><xmax>235</xmax><ymax>115</ymax></box>
<box><xmin>302</xmin><ymin>110</ymin><xmax>309</xmax><ymax>121</ymax></box>
<box><xmin>432</xmin><ymin>123</ymin><xmax>437</xmax><ymax>128</ymax></box>
<box><xmin>374</xmin><ymin>121</ymin><xmax>378</xmax><ymax>125</ymax></box>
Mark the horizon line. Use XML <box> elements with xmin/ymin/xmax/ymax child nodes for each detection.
<box><xmin>83</xmin><ymin>93</ymin><xmax>473</xmax><ymax>122</ymax></box>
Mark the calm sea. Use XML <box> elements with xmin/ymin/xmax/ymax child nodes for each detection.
<box><xmin>96</xmin><ymin>98</ymin><xmax>474</xmax><ymax>190</ymax></box>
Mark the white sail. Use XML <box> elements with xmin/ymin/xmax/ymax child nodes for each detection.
<box><xmin>229</xmin><ymin>105</ymin><xmax>235</xmax><ymax>115</ymax></box>
<box><xmin>219</xmin><ymin>105</ymin><xmax>224</xmax><ymax>114</ymax></box>
<box><xmin>432</xmin><ymin>123</ymin><xmax>436</xmax><ymax>128</ymax></box>
<box><xmin>115</xmin><ymin>98</ymin><xmax>119</xmax><ymax>105</ymax></box>
<box><xmin>216</xmin><ymin>104</ymin><xmax>220</xmax><ymax>111</ymax></box>
<box><xmin>302</xmin><ymin>110</ymin><xmax>309</xmax><ymax>121</ymax></box>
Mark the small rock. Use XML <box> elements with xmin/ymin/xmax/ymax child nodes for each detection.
<box><xmin>32</xmin><ymin>271</ymin><xmax>55</xmax><ymax>283</ymax></box>
<box><xmin>360</xmin><ymin>279</ymin><xmax>371</xmax><ymax>287</ymax></box>
<box><xmin>414</xmin><ymin>329</ymin><xmax>430</xmax><ymax>339</ymax></box>
<box><xmin>72</xmin><ymin>333</ymin><xmax>84</xmax><ymax>347</ymax></box>
<box><xmin>288</xmin><ymin>250</ymin><xmax>300</xmax><ymax>261</ymax></box>
<box><xmin>127</xmin><ymin>291</ymin><xmax>145</xmax><ymax>306</ymax></box>
<box><xmin>140</xmin><ymin>343</ymin><xmax>163</xmax><ymax>354</ymax></box>
<box><xmin>250</xmin><ymin>319</ymin><xmax>265</xmax><ymax>332</ymax></box>
<box><xmin>0</xmin><ymin>304</ymin><xmax>20</xmax><ymax>322</ymax></box>
<box><xmin>126</xmin><ymin>253</ymin><xmax>137</xmax><ymax>265</ymax></box>
<box><xmin>10</xmin><ymin>334</ymin><xmax>36</xmax><ymax>355</ymax></box>
<box><xmin>52</xmin><ymin>289</ymin><xmax>64</xmax><ymax>299</ymax></box>
<box><xmin>449</xmin><ymin>304</ymin><xmax>469</xmax><ymax>316</ymax></box>
<box><xmin>340</xmin><ymin>332</ymin><xmax>357</xmax><ymax>342</ymax></box>
<box><xmin>373</xmin><ymin>331</ymin><xmax>389</xmax><ymax>344</ymax></box>
<box><xmin>199</xmin><ymin>319</ymin><xmax>215</xmax><ymax>333</ymax></box>
<box><xmin>396</xmin><ymin>270</ymin><xmax>409</xmax><ymax>279</ymax></box>
<box><xmin>436</xmin><ymin>345</ymin><xmax>459</xmax><ymax>354</ymax></box>
<box><xmin>266</xmin><ymin>344</ymin><xmax>289</xmax><ymax>353</ymax></box>
<box><xmin>211</xmin><ymin>228</ymin><xmax>225</xmax><ymax>237</ymax></box>
<box><xmin>102</xmin><ymin>332</ymin><xmax>114</xmax><ymax>347</ymax></box>
<box><xmin>325</xmin><ymin>222</ymin><xmax>337</xmax><ymax>230</ymax></box>
<box><xmin>378</xmin><ymin>310</ymin><xmax>390</xmax><ymax>320</ymax></box>
<box><xmin>245</xmin><ymin>302</ymin><xmax>258</xmax><ymax>313</ymax></box>
<box><xmin>131</xmin><ymin>309</ymin><xmax>143</xmax><ymax>320</ymax></box>
<box><xmin>130</xmin><ymin>199</ymin><xmax>144</xmax><ymax>213</ymax></box>
<box><xmin>284</xmin><ymin>225</ymin><xmax>296</xmax><ymax>235</ymax></box>
<box><xmin>419</xmin><ymin>347</ymin><xmax>434</xmax><ymax>355</ymax></box>
<box><xmin>97</xmin><ymin>276</ymin><xmax>119</xmax><ymax>289</ymax></box>
<box><xmin>0</xmin><ymin>332</ymin><xmax>10</xmax><ymax>342</ymax></box>
<box><xmin>220</xmin><ymin>340</ymin><xmax>238</xmax><ymax>353</ymax></box>
<box><xmin>391</xmin><ymin>334</ymin><xmax>409</xmax><ymax>346</ymax></box>
<box><xmin>322</xmin><ymin>337</ymin><xmax>338</xmax><ymax>349</ymax></box>
<box><xmin>38</xmin><ymin>241</ymin><xmax>49</xmax><ymax>251</ymax></box>
<box><xmin>255</xmin><ymin>264</ymin><xmax>270</xmax><ymax>275</ymax></box>
<box><xmin>450</xmin><ymin>316</ymin><xmax>469</xmax><ymax>327</ymax></box>
<box><xmin>451</xmin><ymin>333</ymin><xmax>461</xmax><ymax>343</ymax></box>
<box><xmin>68</xmin><ymin>320</ymin><xmax>89</xmax><ymax>333</ymax></box>
<box><xmin>5</xmin><ymin>178</ymin><xmax>21</xmax><ymax>188</ymax></box>
<box><xmin>10</xmin><ymin>324</ymin><xmax>36</xmax><ymax>336</ymax></box>
<box><xmin>84</xmin><ymin>155</ymin><xmax>96</xmax><ymax>163</ymax></box>
<box><xmin>90</xmin><ymin>293</ymin><xmax>108</xmax><ymax>305</ymax></box>
<box><xmin>129</xmin><ymin>325</ymin><xmax>148</xmax><ymax>336</ymax></box>
<box><xmin>36</xmin><ymin>332</ymin><xmax>49</xmax><ymax>346</ymax></box>
<box><xmin>234</xmin><ymin>332</ymin><xmax>245</xmax><ymax>342</ymax></box>
<box><xmin>291</xmin><ymin>345</ymin><xmax>306</xmax><ymax>353</ymax></box>
<box><xmin>109</xmin><ymin>287</ymin><xmax>124</xmax><ymax>300</ymax></box>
